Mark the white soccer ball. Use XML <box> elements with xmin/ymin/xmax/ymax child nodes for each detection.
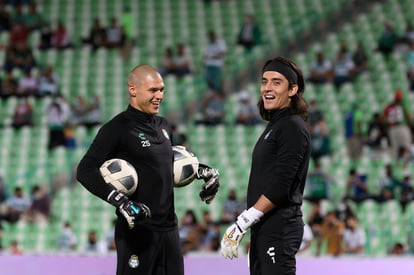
<box><xmin>99</xmin><ymin>158</ymin><xmax>138</xmax><ymax>196</ymax></box>
<box><xmin>173</xmin><ymin>146</ymin><xmax>199</xmax><ymax>187</ymax></box>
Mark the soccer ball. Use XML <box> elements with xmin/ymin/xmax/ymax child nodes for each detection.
<box><xmin>99</xmin><ymin>158</ymin><xmax>138</xmax><ymax>196</ymax></box>
<box><xmin>173</xmin><ymin>146</ymin><xmax>199</xmax><ymax>187</ymax></box>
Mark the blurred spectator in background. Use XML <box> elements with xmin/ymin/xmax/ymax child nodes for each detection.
<box><xmin>5</xmin><ymin>186</ymin><xmax>31</xmax><ymax>223</ymax></box>
<box><xmin>24</xmin><ymin>2</ymin><xmax>43</xmax><ymax>32</ymax></box>
<box><xmin>8</xmin><ymin>22</ymin><xmax>29</xmax><ymax>45</ymax></box>
<box><xmin>375</xmin><ymin>163</ymin><xmax>400</xmax><ymax>202</ymax></box>
<box><xmin>194</xmin><ymin>90</ymin><xmax>225</xmax><ymax>126</ymax></box>
<box><xmin>11</xmin><ymin>96</ymin><xmax>33</xmax><ymax>129</ymax></box>
<box><xmin>345</xmin><ymin>168</ymin><xmax>371</xmax><ymax>203</ymax></box>
<box><xmin>23</xmin><ymin>185</ymin><xmax>50</xmax><ymax>223</ymax></box>
<box><xmin>84</xmin><ymin>230</ymin><xmax>106</xmax><ymax>254</ymax></box>
<box><xmin>305</xmin><ymin>160</ymin><xmax>334</xmax><ymax>202</ymax></box>
<box><xmin>37</xmin><ymin>64</ymin><xmax>59</xmax><ymax>97</ymax></box>
<box><xmin>179</xmin><ymin>209</ymin><xmax>201</xmax><ymax>254</ymax></box>
<box><xmin>82</xmin><ymin>94</ymin><xmax>102</xmax><ymax>130</ymax></box>
<box><xmin>199</xmin><ymin>210</ymin><xmax>220</xmax><ymax>252</ymax></box>
<box><xmin>237</xmin><ymin>13</ymin><xmax>261</xmax><ymax>53</ymax></box>
<box><xmin>234</xmin><ymin>90</ymin><xmax>261</xmax><ymax>126</ymax></box>
<box><xmin>4</xmin><ymin>41</ymin><xmax>37</xmax><ymax>73</ymax></box>
<box><xmin>220</xmin><ymin>188</ymin><xmax>244</xmax><ymax>224</ymax></box>
<box><xmin>46</xmin><ymin>93</ymin><xmax>71</xmax><ymax>150</ymax></box>
<box><xmin>105</xmin><ymin>219</ymin><xmax>116</xmax><ymax>252</ymax></box>
<box><xmin>307</xmin><ymin>99</ymin><xmax>324</xmax><ymax>129</ymax></box>
<box><xmin>307</xmin><ymin>52</ymin><xmax>332</xmax><ymax>85</ymax></box>
<box><xmin>400</xmin><ymin>173</ymin><xmax>414</xmax><ymax>210</ymax></box>
<box><xmin>298</xmin><ymin>223</ymin><xmax>313</xmax><ymax>256</ymax></box>
<box><xmin>8</xmin><ymin>240</ymin><xmax>23</xmax><ymax>255</ymax></box>
<box><xmin>51</xmin><ymin>21</ymin><xmax>72</xmax><ymax>50</ymax></box>
<box><xmin>105</xmin><ymin>17</ymin><xmax>125</xmax><ymax>49</ymax></box>
<box><xmin>342</xmin><ymin>215</ymin><xmax>366</xmax><ymax>255</ymax></box>
<box><xmin>0</xmin><ymin>221</ymin><xmax>3</xmax><ymax>251</ymax></box>
<box><xmin>406</xmin><ymin>41</ymin><xmax>414</xmax><ymax>92</ymax></box>
<box><xmin>0</xmin><ymin>173</ymin><xmax>6</xmax><ymax>204</ymax></box>
<box><xmin>17</xmin><ymin>69</ymin><xmax>38</xmax><ymax>97</ymax></box>
<box><xmin>317</xmin><ymin>210</ymin><xmax>345</xmax><ymax>257</ymax></box>
<box><xmin>120</xmin><ymin>5</ymin><xmax>134</xmax><ymax>60</ymax></box>
<box><xmin>332</xmin><ymin>49</ymin><xmax>355</xmax><ymax>90</ymax></box>
<box><xmin>58</xmin><ymin>221</ymin><xmax>77</xmax><ymax>252</ymax></box>
<box><xmin>0</xmin><ymin>3</ymin><xmax>12</xmax><ymax>32</ymax></box>
<box><xmin>389</xmin><ymin>242</ymin><xmax>406</xmax><ymax>255</ymax></box>
<box><xmin>203</xmin><ymin>30</ymin><xmax>227</xmax><ymax>91</ymax></box>
<box><xmin>38</xmin><ymin>21</ymin><xmax>52</xmax><ymax>50</ymax></box>
<box><xmin>352</xmin><ymin>42</ymin><xmax>368</xmax><ymax>77</ymax></box>
<box><xmin>336</xmin><ymin>198</ymin><xmax>355</xmax><ymax>223</ymax></box>
<box><xmin>0</xmin><ymin>69</ymin><xmax>18</xmax><ymax>98</ymax></box>
<box><xmin>82</xmin><ymin>17</ymin><xmax>106</xmax><ymax>52</ymax></box>
<box><xmin>70</xmin><ymin>94</ymin><xmax>88</xmax><ymax>125</ymax></box>
<box><xmin>344</xmin><ymin>103</ymin><xmax>363</xmax><ymax>162</ymax></box>
<box><xmin>171</xmin><ymin>124</ymin><xmax>188</xmax><ymax>147</ymax></box>
<box><xmin>310</xmin><ymin>116</ymin><xmax>331</xmax><ymax>162</ymax></box>
<box><xmin>382</xmin><ymin>90</ymin><xmax>412</xmax><ymax>160</ymax></box>
<box><xmin>365</xmin><ymin>112</ymin><xmax>388</xmax><ymax>152</ymax></box>
<box><xmin>159</xmin><ymin>47</ymin><xmax>176</xmax><ymax>77</ymax></box>
<box><xmin>307</xmin><ymin>201</ymin><xmax>325</xmax><ymax>254</ymax></box>
<box><xmin>174</xmin><ymin>43</ymin><xmax>192</xmax><ymax>78</ymax></box>
<box><xmin>11</xmin><ymin>4</ymin><xmax>26</xmax><ymax>25</ymax></box>
<box><xmin>377</xmin><ymin>20</ymin><xmax>398</xmax><ymax>57</ymax></box>
<box><xmin>399</xmin><ymin>22</ymin><xmax>414</xmax><ymax>47</ymax></box>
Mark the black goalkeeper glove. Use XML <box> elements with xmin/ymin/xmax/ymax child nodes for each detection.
<box><xmin>107</xmin><ymin>190</ymin><xmax>151</xmax><ymax>229</ymax></box>
<box><xmin>196</xmin><ymin>163</ymin><xmax>220</xmax><ymax>204</ymax></box>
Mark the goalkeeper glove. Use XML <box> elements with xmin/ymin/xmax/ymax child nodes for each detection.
<box><xmin>196</xmin><ymin>163</ymin><xmax>220</xmax><ymax>204</ymax></box>
<box><xmin>107</xmin><ymin>190</ymin><xmax>151</xmax><ymax>229</ymax></box>
<box><xmin>221</xmin><ymin>207</ymin><xmax>263</xmax><ymax>259</ymax></box>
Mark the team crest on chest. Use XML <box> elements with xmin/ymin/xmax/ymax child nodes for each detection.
<box><xmin>162</xmin><ymin>128</ymin><xmax>170</xmax><ymax>140</ymax></box>
<box><xmin>128</xmin><ymin>255</ymin><xmax>139</xmax><ymax>268</ymax></box>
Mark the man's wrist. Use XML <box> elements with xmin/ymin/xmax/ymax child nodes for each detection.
<box><xmin>236</xmin><ymin>207</ymin><xmax>264</xmax><ymax>232</ymax></box>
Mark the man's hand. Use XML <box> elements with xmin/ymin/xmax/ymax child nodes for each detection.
<box><xmin>221</xmin><ymin>207</ymin><xmax>264</xmax><ymax>259</ymax></box>
<box><xmin>107</xmin><ymin>190</ymin><xmax>151</xmax><ymax>229</ymax></box>
<box><xmin>196</xmin><ymin>163</ymin><xmax>220</xmax><ymax>204</ymax></box>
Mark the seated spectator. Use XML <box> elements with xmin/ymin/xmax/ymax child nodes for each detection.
<box><xmin>8</xmin><ymin>22</ymin><xmax>29</xmax><ymax>46</ymax></box>
<box><xmin>0</xmin><ymin>69</ymin><xmax>18</xmax><ymax>98</ymax></box>
<box><xmin>365</xmin><ymin>112</ymin><xmax>388</xmax><ymax>151</ymax></box>
<box><xmin>0</xmin><ymin>173</ymin><xmax>7</xmax><ymax>204</ymax></box>
<box><xmin>3</xmin><ymin>41</ymin><xmax>37</xmax><ymax>73</ymax></box>
<box><xmin>345</xmin><ymin>168</ymin><xmax>371</xmax><ymax>203</ymax></box>
<box><xmin>11</xmin><ymin>4</ymin><xmax>26</xmax><ymax>26</ymax></box>
<box><xmin>83</xmin><ymin>94</ymin><xmax>102</xmax><ymax>130</ymax></box>
<box><xmin>344</xmin><ymin>104</ymin><xmax>363</xmax><ymax>162</ymax></box>
<box><xmin>38</xmin><ymin>21</ymin><xmax>53</xmax><ymax>50</ymax></box>
<box><xmin>234</xmin><ymin>90</ymin><xmax>261</xmax><ymax>126</ymax></box>
<box><xmin>82</xmin><ymin>17</ymin><xmax>106</xmax><ymax>52</ymax></box>
<box><xmin>305</xmin><ymin>160</ymin><xmax>334</xmax><ymax>202</ymax></box>
<box><xmin>24</xmin><ymin>2</ymin><xmax>43</xmax><ymax>32</ymax></box>
<box><xmin>317</xmin><ymin>210</ymin><xmax>345</xmax><ymax>256</ymax></box>
<box><xmin>236</xmin><ymin>13</ymin><xmax>262</xmax><ymax>52</ymax></box>
<box><xmin>5</xmin><ymin>186</ymin><xmax>31</xmax><ymax>223</ymax></box>
<box><xmin>307</xmin><ymin>52</ymin><xmax>333</xmax><ymax>85</ymax></box>
<box><xmin>0</xmin><ymin>3</ymin><xmax>12</xmax><ymax>32</ymax></box>
<box><xmin>11</xmin><ymin>97</ymin><xmax>33</xmax><ymax>129</ymax></box>
<box><xmin>203</xmin><ymin>30</ymin><xmax>227</xmax><ymax>91</ymax></box>
<box><xmin>389</xmin><ymin>242</ymin><xmax>407</xmax><ymax>255</ymax></box>
<box><xmin>406</xmin><ymin>41</ymin><xmax>414</xmax><ymax>92</ymax></box>
<box><xmin>400</xmin><ymin>173</ymin><xmax>414</xmax><ymax>210</ymax></box>
<box><xmin>377</xmin><ymin>20</ymin><xmax>398</xmax><ymax>57</ymax></box>
<box><xmin>336</xmin><ymin>198</ymin><xmax>355</xmax><ymax>223</ymax></box>
<box><xmin>8</xmin><ymin>240</ymin><xmax>23</xmax><ymax>255</ymax></box>
<box><xmin>307</xmin><ymin>99</ymin><xmax>324</xmax><ymax>128</ymax></box>
<box><xmin>70</xmin><ymin>94</ymin><xmax>88</xmax><ymax>125</ymax></box>
<box><xmin>332</xmin><ymin>49</ymin><xmax>355</xmax><ymax>90</ymax></box>
<box><xmin>22</xmin><ymin>185</ymin><xmax>50</xmax><ymax>223</ymax></box>
<box><xmin>17</xmin><ymin>69</ymin><xmax>38</xmax><ymax>97</ymax></box>
<box><xmin>58</xmin><ymin>221</ymin><xmax>77</xmax><ymax>252</ymax></box>
<box><xmin>171</xmin><ymin>124</ymin><xmax>188</xmax><ymax>147</ymax></box>
<box><xmin>173</xmin><ymin>43</ymin><xmax>192</xmax><ymax>78</ymax></box>
<box><xmin>375</xmin><ymin>164</ymin><xmax>400</xmax><ymax>202</ymax></box>
<box><xmin>199</xmin><ymin>210</ymin><xmax>220</xmax><ymax>252</ymax></box>
<box><xmin>104</xmin><ymin>219</ymin><xmax>116</xmax><ymax>252</ymax></box>
<box><xmin>159</xmin><ymin>47</ymin><xmax>176</xmax><ymax>77</ymax></box>
<box><xmin>194</xmin><ymin>90</ymin><xmax>225</xmax><ymax>126</ymax></box>
<box><xmin>342</xmin><ymin>215</ymin><xmax>366</xmax><ymax>254</ymax></box>
<box><xmin>105</xmin><ymin>17</ymin><xmax>125</xmax><ymax>49</ymax></box>
<box><xmin>37</xmin><ymin>65</ymin><xmax>59</xmax><ymax>97</ymax></box>
<box><xmin>352</xmin><ymin>42</ymin><xmax>368</xmax><ymax>77</ymax></box>
<box><xmin>179</xmin><ymin>209</ymin><xmax>201</xmax><ymax>254</ymax></box>
<box><xmin>220</xmin><ymin>188</ymin><xmax>244</xmax><ymax>224</ymax></box>
<box><xmin>398</xmin><ymin>22</ymin><xmax>414</xmax><ymax>47</ymax></box>
<box><xmin>46</xmin><ymin>93</ymin><xmax>71</xmax><ymax>150</ymax></box>
<box><xmin>84</xmin><ymin>230</ymin><xmax>106</xmax><ymax>254</ymax></box>
<box><xmin>310</xmin><ymin>117</ymin><xmax>331</xmax><ymax>162</ymax></box>
<box><xmin>51</xmin><ymin>21</ymin><xmax>72</xmax><ymax>50</ymax></box>
<box><xmin>307</xmin><ymin>201</ymin><xmax>325</xmax><ymax>250</ymax></box>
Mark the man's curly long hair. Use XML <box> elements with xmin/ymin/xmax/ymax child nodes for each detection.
<box><xmin>258</xmin><ymin>56</ymin><xmax>308</xmax><ymax>121</ymax></box>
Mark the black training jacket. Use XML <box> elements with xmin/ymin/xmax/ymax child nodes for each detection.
<box><xmin>76</xmin><ymin>105</ymin><xmax>177</xmax><ymax>231</ymax></box>
<box><xmin>246</xmin><ymin>108</ymin><xmax>311</xmax><ymax>223</ymax></box>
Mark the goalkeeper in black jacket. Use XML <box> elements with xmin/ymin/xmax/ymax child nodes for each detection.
<box><xmin>220</xmin><ymin>57</ymin><xmax>310</xmax><ymax>275</ymax></box>
<box><xmin>77</xmin><ymin>64</ymin><xmax>219</xmax><ymax>275</ymax></box>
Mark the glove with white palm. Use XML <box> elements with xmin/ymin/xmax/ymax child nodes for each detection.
<box><xmin>107</xmin><ymin>190</ymin><xmax>151</xmax><ymax>229</ymax></box>
<box><xmin>221</xmin><ymin>207</ymin><xmax>263</xmax><ymax>259</ymax></box>
<box><xmin>196</xmin><ymin>163</ymin><xmax>220</xmax><ymax>204</ymax></box>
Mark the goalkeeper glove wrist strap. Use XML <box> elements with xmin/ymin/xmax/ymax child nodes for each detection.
<box><xmin>107</xmin><ymin>190</ymin><xmax>128</xmax><ymax>208</ymax></box>
<box><xmin>236</xmin><ymin>207</ymin><xmax>264</xmax><ymax>232</ymax></box>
